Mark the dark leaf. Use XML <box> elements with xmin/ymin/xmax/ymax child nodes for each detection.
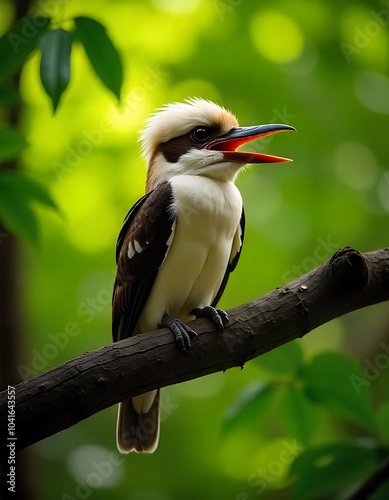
<box><xmin>0</xmin><ymin>82</ymin><xmax>19</xmax><ymax>107</ymax></box>
<box><xmin>0</xmin><ymin>127</ymin><xmax>27</xmax><ymax>161</ymax></box>
<box><xmin>39</xmin><ymin>29</ymin><xmax>72</xmax><ymax>112</ymax></box>
<box><xmin>0</xmin><ymin>17</ymin><xmax>51</xmax><ymax>79</ymax></box>
<box><xmin>0</xmin><ymin>172</ymin><xmax>57</xmax><ymax>244</ymax></box>
<box><xmin>303</xmin><ymin>352</ymin><xmax>377</xmax><ymax>432</ymax></box>
<box><xmin>223</xmin><ymin>381</ymin><xmax>276</xmax><ymax>435</ymax></box>
<box><xmin>0</xmin><ymin>191</ymin><xmax>39</xmax><ymax>243</ymax></box>
<box><xmin>370</xmin><ymin>480</ymin><xmax>389</xmax><ymax>500</ymax></box>
<box><xmin>73</xmin><ymin>16</ymin><xmax>123</xmax><ymax>100</ymax></box>
<box><xmin>280</xmin><ymin>388</ymin><xmax>319</xmax><ymax>445</ymax></box>
<box><xmin>376</xmin><ymin>403</ymin><xmax>389</xmax><ymax>442</ymax></box>
<box><xmin>290</xmin><ymin>440</ymin><xmax>384</xmax><ymax>500</ymax></box>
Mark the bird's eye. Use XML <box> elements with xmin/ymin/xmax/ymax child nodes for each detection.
<box><xmin>191</xmin><ymin>126</ymin><xmax>211</xmax><ymax>143</ymax></box>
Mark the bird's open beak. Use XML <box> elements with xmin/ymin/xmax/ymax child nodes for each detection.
<box><xmin>206</xmin><ymin>124</ymin><xmax>296</xmax><ymax>163</ymax></box>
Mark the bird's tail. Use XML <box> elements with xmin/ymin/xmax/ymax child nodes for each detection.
<box><xmin>116</xmin><ymin>389</ymin><xmax>160</xmax><ymax>453</ymax></box>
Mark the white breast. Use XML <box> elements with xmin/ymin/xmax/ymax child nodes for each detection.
<box><xmin>136</xmin><ymin>175</ymin><xmax>242</xmax><ymax>333</ymax></box>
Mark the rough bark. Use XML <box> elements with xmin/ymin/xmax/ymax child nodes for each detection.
<box><xmin>0</xmin><ymin>247</ymin><xmax>388</xmax><ymax>451</ymax></box>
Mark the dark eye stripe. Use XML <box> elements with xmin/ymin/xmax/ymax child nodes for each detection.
<box><xmin>154</xmin><ymin>125</ymin><xmax>222</xmax><ymax>163</ymax></box>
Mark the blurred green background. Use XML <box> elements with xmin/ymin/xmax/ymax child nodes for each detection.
<box><xmin>1</xmin><ymin>0</ymin><xmax>389</xmax><ymax>498</ymax></box>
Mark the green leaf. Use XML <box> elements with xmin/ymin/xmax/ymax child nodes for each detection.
<box><xmin>0</xmin><ymin>17</ymin><xmax>51</xmax><ymax>79</ymax></box>
<box><xmin>73</xmin><ymin>16</ymin><xmax>123</xmax><ymax>100</ymax></box>
<box><xmin>0</xmin><ymin>127</ymin><xmax>27</xmax><ymax>161</ymax></box>
<box><xmin>0</xmin><ymin>172</ymin><xmax>57</xmax><ymax>244</ymax></box>
<box><xmin>39</xmin><ymin>29</ymin><xmax>72</xmax><ymax>112</ymax></box>
<box><xmin>0</xmin><ymin>83</ymin><xmax>19</xmax><ymax>107</ymax></box>
<box><xmin>255</xmin><ymin>341</ymin><xmax>304</xmax><ymax>376</ymax></box>
<box><xmin>303</xmin><ymin>352</ymin><xmax>377</xmax><ymax>433</ymax></box>
<box><xmin>376</xmin><ymin>403</ymin><xmax>389</xmax><ymax>442</ymax></box>
<box><xmin>0</xmin><ymin>191</ymin><xmax>39</xmax><ymax>243</ymax></box>
<box><xmin>290</xmin><ymin>440</ymin><xmax>383</xmax><ymax>500</ymax></box>
<box><xmin>370</xmin><ymin>481</ymin><xmax>389</xmax><ymax>500</ymax></box>
<box><xmin>223</xmin><ymin>381</ymin><xmax>276</xmax><ymax>435</ymax></box>
<box><xmin>280</xmin><ymin>388</ymin><xmax>319</xmax><ymax>445</ymax></box>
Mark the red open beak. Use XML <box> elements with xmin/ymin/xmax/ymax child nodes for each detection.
<box><xmin>206</xmin><ymin>124</ymin><xmax>295</xmax><ymax>163</ymax></box>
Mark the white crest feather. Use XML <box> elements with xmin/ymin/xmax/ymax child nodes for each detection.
<box><xmin>140</xmin><ymin>98</ymin><xmax>239</xmax><ymax>164</ymax></box>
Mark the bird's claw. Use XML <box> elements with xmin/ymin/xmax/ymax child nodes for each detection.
<box><xmin>160</xmin><ymin>315</ymin><xmax>198</xmax><ymax>356</ymax></box>
<box><xmin>191</xmin><ymin>306</ymin><xmax>229</xmax><ymax>331</ymax></box>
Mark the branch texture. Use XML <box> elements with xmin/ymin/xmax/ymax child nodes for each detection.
<box><xmin>1</xmin><ymin>247</ymin><xmax>388</xmax><ymax>450</ymax></box>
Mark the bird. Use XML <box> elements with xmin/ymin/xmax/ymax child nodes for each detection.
<box><xmin>112</xmin><ymin>98</ymin><xmax>295</xmax><ymax>453</ymax></box>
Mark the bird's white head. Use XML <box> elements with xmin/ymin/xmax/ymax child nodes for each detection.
<box><xmin>140</xmin><ymin>98</ymin><xmax>295</xmax><ymax>192</ymax></box>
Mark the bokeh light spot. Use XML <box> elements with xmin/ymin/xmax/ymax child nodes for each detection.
<box><xmin>355</xmin><ymin>71</ymin><xmax>389</xmax><ymax>114</ymax></box>
<box><xmin>378</xmin><ymin>172</ymin><xmax>389</xmax><ymax>211</ymax></box>
<box><xmin>250</xmin><ymin>11</ymin><xmax>304</xmax><ymax>63</ymax></box>
<box><xmin>280</xmin><ymin>42</ymin><xmax>319</xmax><ymax>76</ymax></box>
<box><xmin>168</xmin><ymin>79</ymin><xmax>220</xmax><ymax>104</ymax></box>
<box><xmin>334</xmin><ymin>141</ymin><xmax>378</xmax><ymax>190</ymax></box>
<box><xmin>339</xmin><ymin>6</ymin><xmax>388</xmax><ymax>67</ymax></box>
<box><xmin>54</xmin><ymin>165</ymin><xmax>118</xmax><ymax>254</ymax></box>
<box><xmin>218</xmin><ymin>430</ymin><xmax>262</xmax><ymax>479</ymax></box>
<box><xmin>152</xmin><ymin>0</ymin><xmax>200</xmax><ymax>15</ymax></box>
<box><xmin>68</xmin><ymin>445</ymin><xmax>123</xmax><ymax>488</ymax></box>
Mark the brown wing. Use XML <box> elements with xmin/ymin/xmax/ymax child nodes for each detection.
<box><xmin>112</xmin><ymin>182</ymin><xmax>175</xmax><ymax>342</ymax></box>
<box><xmin>211</xmin><ymin>208</ymin><xmax>245</xmax><ymax>307</ymax></box>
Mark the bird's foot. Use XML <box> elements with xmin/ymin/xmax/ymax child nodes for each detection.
<box><xmin>191</xmin><ymin>306</ymin><xmax>229</xmax><ymax>331</ymax></box>
<box><xmin>160</xmin><ymin>315</ymin><xmax>199</xmax><ymax>356</ymax></box>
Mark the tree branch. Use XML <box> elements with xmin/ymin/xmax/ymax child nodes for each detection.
<box><xmin>1</xmin><ymin>247</ymin><xmax>388</xmax><ymax>450</ymax></box>
<box><xmin>346</xmin><ymin>455</ymin><xmax>389</xmax><ymax>499</ymax></box>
